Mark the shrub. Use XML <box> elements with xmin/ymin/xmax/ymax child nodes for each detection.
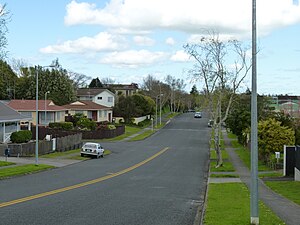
<box><xmin>10</xmin><ymin>130</ymin><xmax>32</xmax><ymax>143</ymax></box>
<box><xmin>77</xmin><ymin>117</ymin><xmax>96</xmax><ymax>131</ymax></box>
<box><xmin>49</xmin><ymin>122</ymin><xmax>73</xmax><ymax>130</ymax></box>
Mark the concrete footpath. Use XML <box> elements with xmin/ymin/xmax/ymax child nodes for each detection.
<box><xmin>212</xmin><ymin>129</ymin><xmax>300</xmax><ymax>225</ymax></box>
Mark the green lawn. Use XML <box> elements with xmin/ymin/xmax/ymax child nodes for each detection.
<box><xmin>227</xmin><ymin>132</ymin><xmax>237</xmax><ymax>139</ymax></box>
<box><xmin>210</xmin><ymin>173</ymin><xmax>239</xmax><ymax>178</ymax></box>
<box><xmin>129</xmin><ymin>129</ymin><xmax>155</xmax><ymax>141</ymax></box>
<box><xmin>0</xmin><ymin>164</ymin><xmax>55</xmax><ymax>179</ymax></box>
<box><xmin>204</xmin><ymin>183</ymin><xmax>285</xmax><ymax>225</ymax></box>
<box><xmin>210</xmin><ymin>150</ymin><xmax>229</xmax><ymax>160</ymax></box>
<box><xmin>41</xmin><ymin>149</ymin><xmax>81</xmax><ymax>158</ymax></box>
<box><xmin>210</xmin><ymin>161</ymin><xmax>235</xmax><ymax>172</ymax></box>
<box><xmin>0</xmin><ymin>161</ymin><xmax>16</xmax><ymax>167</ymax></box>
<box><xmin>41</xmin><ymin>149</ymin><xmax>111</xmax><ymax>160</ymax></box>
<box><xmin>235</xmin><ymin>148</ymin><xmax>270</xmax><ymax>171</ymax></box>
<box><xmin>265</xmin><ymin>181</ymin><xmax>300</xmax><ymax>205</ymax></box>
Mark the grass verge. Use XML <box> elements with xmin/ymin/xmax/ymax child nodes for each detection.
<box><xmin>129</xmin><ymin>129</ymin><xmax>155</xmax><ymax>141</ymax></box>
<box><xmin>210</xmin><ymin>150</ymin><xmax>229</xmax><ymax>160</ymax></box>
<box><xmin>0</xmin><ymin>164</ymin><xmax>55</xmax><ymax>179</ymax></box>
<box><xmin>0</xmin><ymin>161</ymin><xmax>16</xmax><ymax>167</ymax></box>
<box><xmin>210</xmin><ymin>161</ymin><xmax>235</xmax><ymax>172</ymax></box>
<box><xmin>204</xmin><ymin>183</ymin><xmax>285</xmax><ymax>225</ymax></box>
<box><xmin>210</xmin><ymin>173</ymin><xmax>239</xmax><ymax>178</ymax></box>
<box><xmin>235</xmin><ymin>148</ymin><xmax>270</xmax><ymax>171</ymax></box>
<box><xmin>264</xmin><ymin>181</ymin><xmax>300</xmax><ymax>205</ymax></box>
<box><xmin>41</xmin><ymin>149</ymin><xmax>81</xmax><ymax>158</ymax></box>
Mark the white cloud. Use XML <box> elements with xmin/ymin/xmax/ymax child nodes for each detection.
<box><xmin>133</xmin><ymin>36</ymin><xmax>155</xmax><ymax>46</ymax></box>
<box><xmin>65</xmin><ymin>0</ymin><xmax>300</xmax><ymax>37</ymax></box>
<box><xmin>170</xmin><ymin>50</ymin><xmax>192</xmax><ymax>62</ymax></box>
<box><xmin>166</xmin><ymin>37</ymin><xmax>175</xmax><ymax>46</ymax></box>
<box><xmin>40</xmin><ymin>32</ymin><xmax>127</xmax><ymax>54</ymax></box>
<box><xmin>100</xmin><ymin>50</ymin><xmax>168</xmax><ymax>68</ymax></box>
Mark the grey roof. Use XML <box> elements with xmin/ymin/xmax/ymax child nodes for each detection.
<box><xmin>76</xmin><ymin>88</ymin><xmax>115</xmax><ymax>97</ymax></box>
<box><xmin>0</xmin><ymin>101</ymin><xmax>31</xmax><ymax>122</ymax></box>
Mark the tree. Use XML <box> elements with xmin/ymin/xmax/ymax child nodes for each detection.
<box><xmin>89</xmin><ymin>77</ymin><xmax>103</xmax><ymax>88</ymax></box>
<box><xmin>258</xmin><ymin>118</ymin><xmax>295</xmax><ymax>162</ymax></box>
<box><xmin>68</xmin><ymin>71</ymin><xmax>92</xmax><ymax>90</ymax></box>
<box><xmin>0</xmin><ymin>59</ymin><xmax>18</xmax><ymax>99</ymax></box>
<box><xmin>184</xmin><ymin>32</ymin><xmax>251</xmax><ymax>167</ymax></box>
<box><xmin>114</xmin><ymin>94</ymin><xmax>155</xmax><ymax>123</ymax></box>
<box><xmin>15</xmin><ymin>63</ymin><xmax>76</xmax><ymax>105</ymax></box>
<box><xmin>0</xmin><ymin>3</ymin><xmax>10</xmax><ymax>59</ymax></box>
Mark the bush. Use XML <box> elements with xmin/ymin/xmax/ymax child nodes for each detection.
<box><xmin>49</xmin><ymin>122</ymin><xmax>73</xmax><ymax>130</ymax></box>
<box><xmin>77</xmin><ymin>118</ymin><xmax>96</xmax><ymax>131</ymax></box>
<box><xmin>10</xmin><ymin>130</ymin><xmax>32</xmax><ymax>143</ymax></box>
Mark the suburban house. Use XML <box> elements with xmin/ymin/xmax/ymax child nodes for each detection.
<box><xmin>76</xmin><ymin>88</ymin><xmax>115</xmax><ymax>107</ymax></box>
<box><xmin>105</xmin><ymin>83</ymin><xmax>139</xmax><ymax>97</ymax></box>
<box><xmin>270</xmin><ymin>96</ymin><xmax>300</xmax><ymax>118</ymax></box>
<box><xmin>0</xmin><ymin>101</ymin><xmax>32</xmax><ymax>143</ymax></box>
<box><xmin>63</xmin><ymin>100</ymin><xmax>113</xmax><ymax>122</ymax></box>
<box><xmin>8</xmin><ymin>100</ymin><xmax>66</xmax><ymax>126</ymax></box>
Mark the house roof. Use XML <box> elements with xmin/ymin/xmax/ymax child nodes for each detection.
<box><xmin>63</xmin><ymin>100</ymin><xmax>111</xmax><ymax>110</ymax></box>
<box><xmin>8</xmin><ymin>100</ymin><xmax>66</xmax><ymax>111</ymax></box>
<box><xmin>0</xmin><ymin>102</ymin><xmax>32</xmax><ymax>122</ymax></box>
<box><xmin>105</xmin><ymin>83</ymin><xmax>139</xmax><ymax>90</ymax></box>
<box><xmin>77</xmin><ymin>88</ymin><xmax>115</xmax><ymax>97</ymax></box>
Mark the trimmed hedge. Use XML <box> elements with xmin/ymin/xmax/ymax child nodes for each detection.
<box><xmin>10</xmin><ymin>130</ymin><xmax>32</xmax><ymax>143</ymax></box>
<box><xmin>49</xmin><ymin>122</ymin><xmax>73</xmax><ymax>130</ymax></box>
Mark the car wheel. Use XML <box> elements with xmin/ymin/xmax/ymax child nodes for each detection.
<box><xmin>101</xmin><ymin>154</ymin><xmax>104</xmax><ymax>158</ymax></box>
<box><xmin>81</xmin><ymin>153</ymin><xmax>84</xmax><ymax>157</ymax></box>
<box><xmin>96</xmin><ymin>153</ymin><xmax>100</xmax><ymax>159</ymax></box>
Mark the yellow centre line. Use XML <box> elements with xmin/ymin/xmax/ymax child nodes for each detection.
<box><xmin>0</xmin><ymin>147</ymin><xmax>170</xmax><ymax>208</ymax></box>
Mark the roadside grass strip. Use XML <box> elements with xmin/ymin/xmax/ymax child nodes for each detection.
<box><xmin>204</xmin><ymin>183</ymin><xmax>285</xmax><ymax>225</ymax></box>
<box><xmin>209</xmin><ymin>173</ymin><xmax>239</xmax><ymax>178</ymax></box>
<box><xmin>41</xmin><ymin>149</ymin><xmax>81</xmax><ymax>158</ymax></box>
<box><xmin>129</xmin><ymin>129</ymin><xmax>155</xmax><ymax>141</ymax></box>
<box><xmin>0</xmin><ymin>161</ymin><xmax>16</xmax><ymax>167</ymax></box>
<box><xmin>0</xmin><ymin>147</ymin><xmax>169</xmax><ymax>208</ymax></box>
<box><xmin>264</xmin><ymin>181</ymin><xmax>300</xmax><ymax>206</ymax></box>
<box><xmin>210</xmin><ymin>161</ymin><xmax>235</xmax><ymax>172</ymax></box>
<box><xmin>0</xmin><ymin>164</ymin><xmax>55</xmax><ymax>179</ymax></box>
<box><xmin>210</xmin><ymin>150</ymin><xmax>229</xmax><ymax>160</ymax></box>
<box><xmin>235</xmin><ymin>148</ymin><xmax>271</xmax><ymax>171</ymax></box>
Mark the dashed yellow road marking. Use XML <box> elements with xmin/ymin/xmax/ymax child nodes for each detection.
<box><xmin>0</xmin><ymin>147</ymin><xmax>170</xmax><ymax>208</ymax></box>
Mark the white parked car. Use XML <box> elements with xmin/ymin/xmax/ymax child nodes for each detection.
<box><xmin>81</xmin><ymin>142</ymin><xmax>104</xmax><ymax>158</ymax></box>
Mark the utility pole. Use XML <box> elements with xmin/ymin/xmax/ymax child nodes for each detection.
<box><xmin>250</xmin><ymin>0</ymin><xmax>259</xmax><ymax>224</ymax></box>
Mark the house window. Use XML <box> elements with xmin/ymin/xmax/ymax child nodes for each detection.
<box><xmin>98</xmin><ymin>96</ymin><xmax>102</xmax><ymax>100</ymax></box>
<box><xmin>99</xmin><ymin>111</ymin><xmax>102</xmax><ymax>117</ymax></box>
<box><xmin>56</xmin><ymin>112</ymin><xmax>61</xmax><ymax>121</ymax></box>
<box><xmin>108</xmin><ymin>97</ymin><xmax>113</xmax><ymax>102</ymax></box>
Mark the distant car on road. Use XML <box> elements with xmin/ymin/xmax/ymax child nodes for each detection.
<box><xmin>194</xmin><ymin>112</ymin><xmax>202</xmax><ymax>118</ymax></box>
<box><xmin>81</xmin><ymin>142</ymin><xmax>104</xmax><ymax>158</ymax></box>
<box><xmin>208</xmin><ymin>120</ymin><xmax>214</xmax><ymax>127</ymax></box>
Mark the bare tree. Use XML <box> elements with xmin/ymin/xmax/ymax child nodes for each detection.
<box><xmin>68</xmin><ymin>71</ymin><xmax>92</xmax><ymax>89</ymax></box>
<box><xmin>184</xmin><ymin>32</ymin><xmax>251</xmax><ymax>167</ymax></box>
<box><xmin>9</xmin><ymin>58</ymin><xmax>28</xmax><ymax>76</ymax></box>
<box><xmin>0</xmin><ymin>3</ymin><xmax>10</xmax><ymax>59</ymax></box>
<box><xmin>101</xmin><ymin>77</ymin><xmax>115</xmax><ymax>85</ymax></box>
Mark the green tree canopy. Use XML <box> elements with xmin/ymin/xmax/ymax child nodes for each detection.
<box><xmin>89</xmin><ymin>77</ymin><xmax>103</xmax><ymax>88</ymax></box>
<box><xmin>0</xmin><ymin>59</ymin><xmax>18</xmax><ymax>99</ymax></box>
<box><xmin>258</xmin><ymin>118</ymin><xmax>295</xmax><ymax>162</ymax></box>
<box><xmin>16</xmin><ymin>64</ymin><xmax>76</xmax><ymax>105</ymax></box>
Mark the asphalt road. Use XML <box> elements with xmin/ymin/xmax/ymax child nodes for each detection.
<box><xmin>0</xmin><ymin>112</ymin><xmax>211</xmax><ymax>225</ymax></box>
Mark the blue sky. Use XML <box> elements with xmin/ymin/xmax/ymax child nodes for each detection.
<box><xmin>4</xmin><ymin>0</ymin><xmax>300</xmax><ymax>95</ymax></box>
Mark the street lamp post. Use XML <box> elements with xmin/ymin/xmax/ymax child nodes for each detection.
<box><xmin>251</xmin><ymin>0</ymin><xmax>259</xmax><ymax>224</ymax></box>
<box><xmin>44</xmin><ymin>91</ymin><xmax>50</xmax><ymax>125</ymax></box>
<box><xmin>35</xmin><ymin>65</ymin><xmax>55</xmax><ymax>165</ymax></box>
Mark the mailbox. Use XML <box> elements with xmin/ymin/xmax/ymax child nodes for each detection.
<box><xmin>4</xmin><ymin>148</ymin><xmax>10</xmax><ymax>157</ymax></box>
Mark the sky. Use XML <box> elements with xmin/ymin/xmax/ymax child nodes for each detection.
<box><xmin>4</xmin><ymin>0</ymin><xmax>300</xmax><ymax>95</ymax></box>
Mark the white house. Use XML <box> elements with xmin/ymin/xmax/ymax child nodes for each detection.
<box><xmin>0</xmin><ymin>101</ymin><xmax>32</xmax><ymax>143</ymax></box>
<box><xmin>76</xmin><ymin>88</ymin><xmax>115</xmax><ymax>107</ymax></box>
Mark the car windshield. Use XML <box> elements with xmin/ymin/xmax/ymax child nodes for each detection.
<box><xmin>84</xmin><ymin>144</ymin><xmax>97</xmax><ymax>149</ymax></box>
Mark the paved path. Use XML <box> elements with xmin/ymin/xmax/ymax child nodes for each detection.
<box><xmin>221</xmin><ymin>130</ymin><xmax>300</xmax><ymax>225</ymax></box>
